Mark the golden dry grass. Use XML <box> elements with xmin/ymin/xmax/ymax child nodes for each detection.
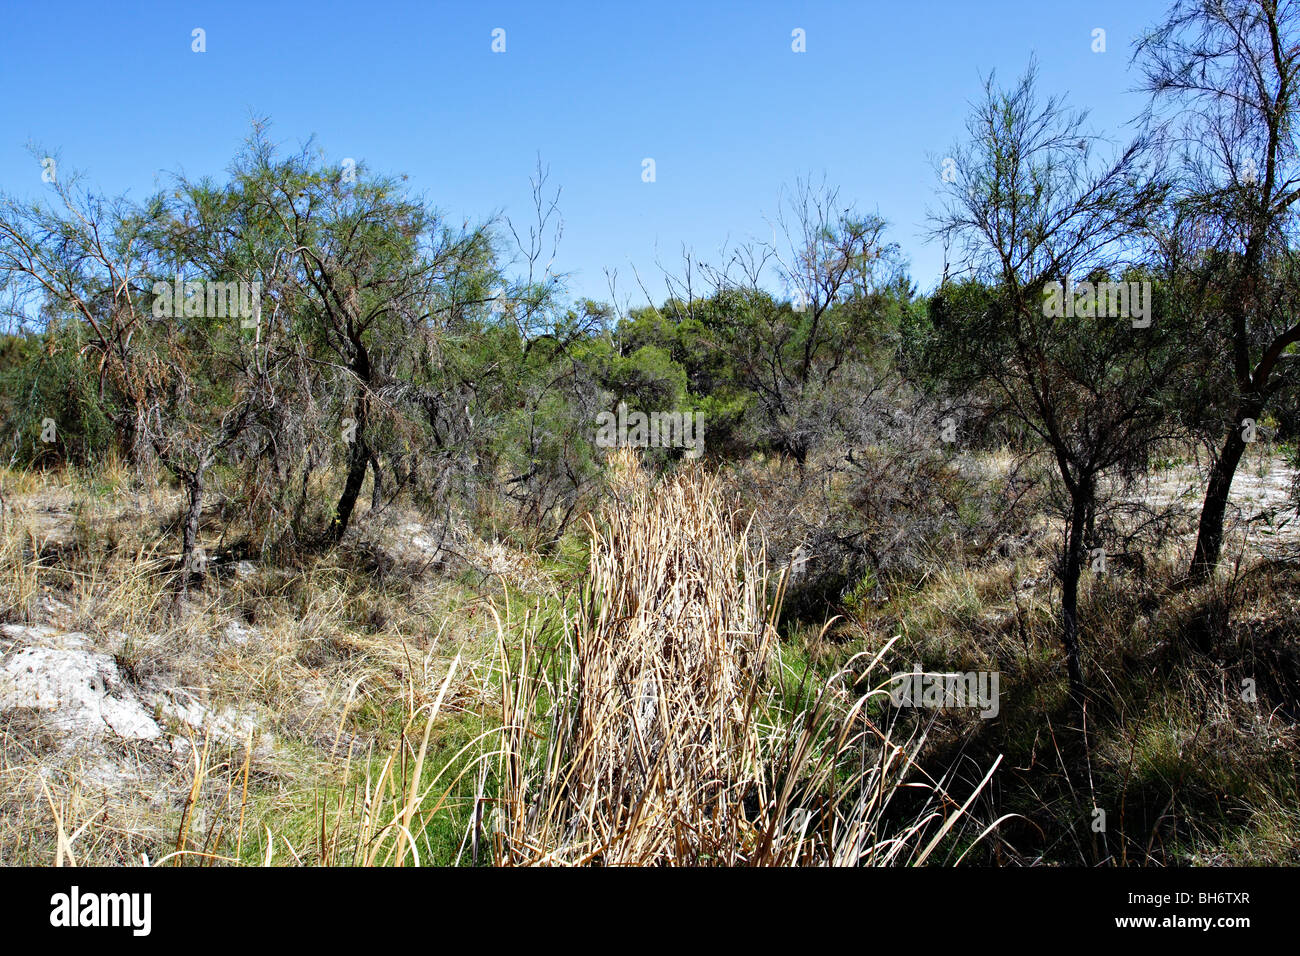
<box><xmin>480</xmin><ymin>453</ymin><xmax>1003</xmax><ymax>865</ymax></box>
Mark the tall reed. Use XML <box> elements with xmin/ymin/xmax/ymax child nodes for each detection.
<box><xmin>486</xmin><ymin>453</ymin><xmax>1003</xmax><ymax>865</ymax></box>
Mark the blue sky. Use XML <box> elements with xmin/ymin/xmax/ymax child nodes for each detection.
<box><xmin>0</xmin><ymin>0</ymin><xmax>1169</xmax><ymax>305</ymax></box>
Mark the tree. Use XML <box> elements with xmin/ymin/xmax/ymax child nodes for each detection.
<box><xmin>930</xmin><ymin>64</ymin><xmax>1177</xmax><ymax>706</ymax></box>
<box><xmin>0</xmin><ymin>155</ymin><xmax>162</xmax><ymax>468</ymax></box>
<box><xmin>642</xmin><ymin>179</ymin><xmax>906</xmax><ymax>465</ymax></box>
<box><xmin>233</xmin><ymin>132</ymin><xmax>496</xmax><ymax>545</ymax></box>
<box><xmin>0</xmin><ymin>155</ymin><xmax>269</xmax><ymax>577</ymax></box>
<box><xmin>1138</xmin><ymin>0</ymin><xmax>1300</xmax><ymax>582</ymax></box>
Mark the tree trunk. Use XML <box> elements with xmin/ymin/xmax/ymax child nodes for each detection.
<box><xmin>327</xmin><ymin>396</ymin><xmax>368</xmax><ymax>544</ymax></box>
<box><xmin>180</xmin><ymin>464</ymin><xmax>207</xmax><ymax>580</ymax></box>
<box><xmin>1061</xmin><ymin>490</ymin><xmax>1089</xmax><ymax>710</ymax></box>
<box><xmin>1188</xmin><ymin>407</ymin><xmax>1255</xmax><ymax>584</ymax></box>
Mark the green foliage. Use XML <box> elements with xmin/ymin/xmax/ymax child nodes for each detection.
<box><xmin>1</xmin><ymin>320</ymin><xmax>116</xmax><ymax>465</ymax></box>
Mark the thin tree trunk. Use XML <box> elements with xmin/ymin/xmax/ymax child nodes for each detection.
<box><xmin>1061</xmin><ymin>490</ymin><xmax>1089</xmax><ymax>710</ymax></box>
<box><xmin>180</xmin><ymin>462</ymin><xmax>207</xmax><ymax>582</ymax></box>
<box><xmin>292</xmin><ymin>459</ymin><xmax>312</xmax><ymax>539</ymax></box>
<box><xmin>1188</xmin><ymin>407</ymin><xmax>1254</xmax><ymax>583</ymax></box>
<box><xmin>327</xmin><ymin>396</ymin><xmax>368</xmax><ymax>544</ymax></box>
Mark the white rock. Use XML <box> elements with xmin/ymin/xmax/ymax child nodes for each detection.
<box><xmin>0</xmin><ymin>646</ymin><xmax>161</xmax><ymax>741</ymax></box>
<box><xmin>2</xmin><ymin>623</ymin><xmax>63</xmax><ymax>645</ymax></box>
<box><xmin>155</xmin><ymin>693</ymin><xmax>256</xmax><ymax>744</ymax></box>
<box><xmin>222</xmin><ymin>621</ymin><xmax>257</xmax><ymax>646</ymax></box>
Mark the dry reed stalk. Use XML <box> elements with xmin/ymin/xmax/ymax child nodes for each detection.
<box><xmin>490</xmin><ymin>452</ymin><xmax>1004</xmax><ymax>865</ymax></box>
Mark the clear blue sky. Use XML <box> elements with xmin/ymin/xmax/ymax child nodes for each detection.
<box><xmin>0</xmin><ymin>0</ymin><xmax>1169</xmax><ymax>305</ymax></box>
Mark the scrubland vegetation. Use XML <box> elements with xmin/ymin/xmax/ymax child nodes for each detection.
<box><xmin>2</xmin><ymin>0</ymin><xmax>1300</xmax><ymax>866</ymax></box>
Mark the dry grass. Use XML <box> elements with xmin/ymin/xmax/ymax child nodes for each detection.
<box><xmin>0</xmin><ymin>459</ymin><xmax>495</xmax><ymax>865</ymax></box>
<box><xmin>478</xmin><ymin>453</ymin><xmax>1003</xmax><ymax>865</ymax></box>
<box><xmin>10</xmin><ymin>444</ymin><xmax>1290</xmax><ymax>866</ymax></box>
<box><xmin>0</xmin><ymin>517</ymin><xmax>39</xmax><ymax>623</ymax></box>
